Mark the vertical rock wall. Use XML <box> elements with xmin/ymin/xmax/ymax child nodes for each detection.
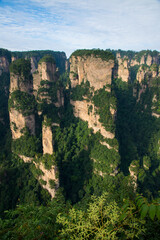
<box><xmin>70</xmin><ymin>55</ymin><xmax>114</xmax><ymax>90</ymax></box>
<box><xmin>9</xmin><ymin>59</ymin><xmax>35</xmax><ymax>140</ymax></box>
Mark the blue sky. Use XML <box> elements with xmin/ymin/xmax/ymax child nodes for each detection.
<box><xmin>0</xmin><ymin>0</ymin><xmax>160</xmax><ymax>57</ymax></box>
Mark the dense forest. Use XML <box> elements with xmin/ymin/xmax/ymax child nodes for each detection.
<box><xmin>0</xmin><ymin>48</ymin><xmax>160</xmax><ymax>239</ymax></box>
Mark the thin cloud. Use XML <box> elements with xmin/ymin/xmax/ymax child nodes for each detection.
<box><xmin>0</xmin><ymin>0</ymin><xmax>160</xmax><ymax>56</ymax></box>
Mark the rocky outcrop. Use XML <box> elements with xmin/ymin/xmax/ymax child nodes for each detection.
<box><xmin>10</xmin><ymin>72</ymin><xmax>33</xmax><ymax>94</ymax></box>
<box><xmin>146</xmin><ymin>54</ymin><xmax>153</xmax><ymax>66</ymax></box>
<box><xmin>33</xmin><ymin>56</ymin><xmax>64</xmax><ymax>107</ymax></box>
<box><xmin>117</xmin><ymin>57</ymin><xmax>130</xmax><ymax>82</ymax></box>
<box><xmin>38</xmin><ymin>61</ymin><xmax>57</xmax><ymax>81</ymax></box>
<box><xmin>71</xmin><ymin>100</ymin><xmax>114</xmax><ymax>139</ymax></box>
<box><xmin>10</xmin><ymin>109</ymin><xmax>35</xmax><ymax>139</ymax></box>
<box><xmin>9</xmin><ymin>59</ymin><xmax>35</xmax><ymax>140</ymax></box>
<box><xmin>70</xmin><ymin>55</ymin><xmax>114</xmax><ymax>90</ymax></box>
<box><xmin>136</xmin><ymin>66</ymin><xmax>149</xmax><ymax>83</ymax></box>
<box><xmin>36</xmin><ymin>162</ymin><xmax>59</xmax><ymax>198</ymax></box>
<box><xmin>42</xmin><ymin>123</ymin><xmax>54</xmax><ymax>155</ymax></box>
<box><xmin>70</xmin><ymin>52</ymin><xmax>116</xmax><ymax>153</ymax></box>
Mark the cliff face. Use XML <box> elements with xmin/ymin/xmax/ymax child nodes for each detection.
<box><xmin>9</xmin><ymin>59</ymin><xmax>35</xmax><ymax>140</ymax></box>
<box><xmin>10</xmin><ymin>109</ymin><xmax>35</xmax><ymax>139</ymax></box>
<box><xmin>70</xmin><ymin>55</ymin><xmax>114</xmax><ymax>90</ymax></box>
<box><xmin>70</xmin><ymin>100</ymin><xmax>114</xmax><ymax>139</ymax></box>
<box><xmin>115</xmin><ymin>51</ymin><xmax>160</xmax><ymax>83</ymax></box>
<box><xmin>116</xmin><ymin>53</ymin><xmax>130</xmax><ymax>82</ymax></box>
<box><xmin>42</xmin><ymin>122</ymin><xmax>54</xmax><ymax>155</ymax></box>
<box><xmin>11</xmin><ymin>50</ymin><xmax>67</xmax><ymax>74</ymax></box>
<box><xmin>0</xmin><ymin>56</ymin><xmax>10</xmax><ymax>76</ymax></box>
<box><xmin>8</xmin><ymin>56</ymin><xmax>60</xmax><ymax>198</ymax></box>
<box><xmin>33</xmin><ymin>57</ymin><xmax>64</xmax><ymax>108</ymax></box>
<box><xmin>69</xmin><ymin>51</ymin><xmax>119</xmax><ymax>177</ymax></box>
<box><xmin>10</xmin><ymin>72</ymin><xmax>33</xmax><ymax>93</ymax></box>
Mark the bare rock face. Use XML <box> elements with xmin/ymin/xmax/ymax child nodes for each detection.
<box><xmin>11</xmin><ymin>56</ymin><xmax>18</xmax><ymax>62</ymax></box>
<box><xmin>10</xmin><ymin>73</ymin><xmax>33</xmax><ymax>94</ymax></box>
<box><xmin>36</xmin><ymin>162</ymin><xmax>59</xmax><ymax>198</ymax></box>
<box><xmin>30</xmin><ymin>56</ymin><xmax>38</xmax><ymax>73</ymax></box>
<box><xmin>129</xmin><ymin>161</ymin><xmax>139</xmax><ymax>190</ymax></box>
<box><xmin>70</xmin><ymin>55</ymin><xmax>114</xmax><ymax>90</ymax></box>
<box><xmin>136</xmin><ymin>66</ymin><xmax>151</xmax><ymax>83</ymax></box>
<box><xmin>9</xmin><ymin>59</ymin><xmax>35</xmax><ymax>140</ymax></box>
<box><xmin>10</xmin><ymin>108</ymin><xmax>35</xmax><ymax>139</ymax></box>
<box><xmin>42</xmin><ymin>123</ymin><xmax>54</xmax><ymax>154</ymax></box>
<box><xmin>0</xmin><ymin>56</ymin><xmax>9</xmax><ymax>76</ymax></box>
<box><xmin>32</xmin><ymin>71</ymin><xmax>41</xmax><ymax>97</ymax></box>
<box><xmin>146</xmin><ymin>54</ymin><xmax>153</xmax><ymax>66</ymax></box>
<box><xmin>70</xmin><ymin>53</ymin><xmax>115</xmax><ymax>144</ymax></box>
<box><xmin>33</xmin><ymin>58</ymin><xmax>64</xmax><ymax>107</ymax></box>
<box><xmin>71</xmin><ymin>100</ymin><xmax>114</xmax><ymax>139</ymax></box>
<box><xmin>140</xmin><ymin>55</ymin><xmax>145</xmax><ymax>65</ymax></box>
<box><xmin>117</xmin><ymin>58</ymin><xmax>130</xmax><ymax>82</ymax></box>
<box><xmin>55</xmin><ymin>89</ymin><xmax>64</xmax><ymax>107</ymax></box>
<box><xmin>38</xmin><ymin>61</ymin><xmax>56</xmax><ymax>81</ymax></box>
<box><xmin>130</xmin><ymin>59</ymin><xmax>139</xmax><ymax>66</ymax></box>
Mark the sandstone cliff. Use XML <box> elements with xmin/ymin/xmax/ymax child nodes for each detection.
<box><xmin>115</xmin><ymin>50</ymin><xmax>160</xmax><ymax>83</ymax></box>
<box><xmin>42</xmin><ymin>120</ymin><xmax>54</xmax><ymax>155</ymax></box>
<box><xmin>70</xmin><ymin>54</ymin><xmax>114</xmax><ymax>90</ymax></box>
<box><xmin>9</xmin><ymin>59</ymin><xmax>35</xmax><ymax>140</ymax></box>
<box><xmin>33</xmin><ymin>55</ymin><xmax>64</xmax><ymax>108</ymax></box>
<box><xmin>70</xmin><ymin>50</ymin><xmax>117</xmax><ymax>159</ymax></box>
<box><xmin>116</xmin><ymin>54</ymin><xmax>130</xmax><ymax>82</ymax></box>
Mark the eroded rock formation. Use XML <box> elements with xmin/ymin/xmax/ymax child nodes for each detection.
<box><xmin>70</xmin><ymin>55</ymin><xmax>114</xmax><ymax>90</ymax></box>
<box><xmin>9</xmin><ymin>59</ymin><xmax>35</xmax><ymax>140</ymax></box>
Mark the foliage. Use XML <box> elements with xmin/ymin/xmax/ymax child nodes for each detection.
<box><xmin>34</xmin><ymin>154</ymin><xmax>57</xmax><ymax>170</ymax></box>
<box><xmin>37</xmin><ymin>80</ymin><xmax>58</xmax><ymax>103</ymax></box>
<box><xmin>8</xmin><ymin>90</ymin><xmax>36</xmax><ymax>115</ymax></box>
<box><xmin>90</xmin><ymin>140</ymin><xmax>120</xmax><ymax>174</ymax></box>
<box><xmin>12</xmin><ymin>129</ymin><xmax>41</xmax><ymax>157</ymax></box>
<box><xmin>135</xmin><ymin>50</ymin><xmax>159</xmax><ymax>63</ymax></box>
<box><xmin>12</xmin><ymin>50</ymin><xmax>67</xmax><ymax>74</ymax></box>
<box><xmin>71</xmin><ymin>49</ymin><xmax>115</xmax><ymax>61</ymax></box>
<box><xmin>9</xmin><ymin>58</ymin><xmax>31</xmax><ymax>79</ymax></box>
<box><xmin>0</xmin><ymin>72</ymin><xmax>10</xmax><ymax>126</ymax></box>
<box><xmin>49</xmin><ymin>179</ymin><xmax>56</xmax><ymax>189</ymax></box>
<box><xmin>0</xmin><ymin>191</ymin><xmax>67</xmax><ymax>239</ymax></box>
<box><xmin>38</xmin><ymin>54</ymin><xmax>56</xmax><ymax>64</ymax></box>
<box><xmin>71</xmin><ymin>80</ymin><xmax>91</xmax><ymax>101</ymax></box>
<box><xmin>0</xmin><ymin>48</ymin><xmax>11</xmax><ymax>62</ymax></box>
<box><xmin>129</xmin><ymin>65</ymin><xmax>140</xmax><ymax>83</ymax></box>
<box><xmin>0</xmin><ymin>159</ymin><xmax>50</xmax><ymax>216</ymax></box>
<box><xmin>53</xmin><ymin>120</ymin><xmax>93</xmax><ymax>202</ymax></box>
<box><xmin>57</xmin><ymin>192</ymin><xmax>145</xmax><ymax>240</ymax></box>
<box><xmin>93</xmin><ymin>87</ymin><xmax>116</xmax><ymax>132</ymax></box>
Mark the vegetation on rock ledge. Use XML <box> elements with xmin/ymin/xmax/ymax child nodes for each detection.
<box><xmin>71</xmin><ymin>49</ymin><xmax>115</xmax><ymax>61</ymax></box>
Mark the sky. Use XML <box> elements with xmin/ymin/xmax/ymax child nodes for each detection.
<box><xmin>0</xmin><ymin>0</ymin><xmax>160</xmax><ymax>57</ymax></box>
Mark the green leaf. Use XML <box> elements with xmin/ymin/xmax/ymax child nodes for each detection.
<box><xmin>156</xmin><ymin>205</ymin><xmax>160</xmax><ymax>220</ymax></box>
<box><xmin>140</xmin><ymin>204</ymin><xmax>149</xmax><ymax>219</ymax></box>
<box><xmin>149</xmin><ymin>205</ymin><xmax>156</xmax><ymax>220</ymax></box>
<box><xmin>137</xmin><ymin>198</ymin><xmax>145</xmax><ymax>209</ymax></box>
<box><xmin>135</xmin><ymin>195</ymin><xmax>143</xmax><ymax>202</ymax></box>
<box><xmin>122</xmin><ymin>202</ymin><xmax>129</xmax><ymax>212</ymax></box>
<box><xmin>119</xmin><ymin>212</ymin><xmax>127</xmax><ymax>221</ymax></box>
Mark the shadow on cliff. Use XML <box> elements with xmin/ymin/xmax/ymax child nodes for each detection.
<box><xmin>113</xmin><ymin>78</ymin><xmax>159</xmax><ymax>175</ymax></box>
